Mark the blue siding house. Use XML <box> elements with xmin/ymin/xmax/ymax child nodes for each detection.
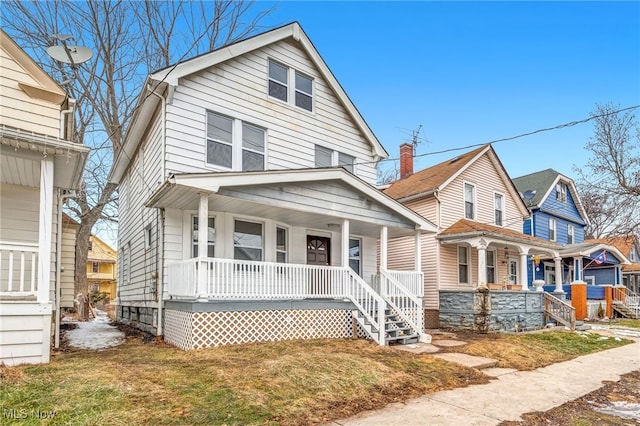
<box><xmin>513</xmin><ymin>169</ymin><xmax>627</xmax><ymax>286</ymax></box>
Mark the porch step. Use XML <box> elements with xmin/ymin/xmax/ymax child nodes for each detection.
<box><xmin>613</xmin><ymin>303</ymin><xmax>640</xmax><ymax>319</ymax></box>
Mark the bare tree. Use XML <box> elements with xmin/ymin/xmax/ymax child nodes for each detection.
<box><xmin>575</xmin><ymin>103</ymin><xmax>640</xmax><ymax>238</ymax></box>
<box><xmin>3</xmin><ymin>0</ymin><xmax>274</xmax><ymax>318</ymax></box>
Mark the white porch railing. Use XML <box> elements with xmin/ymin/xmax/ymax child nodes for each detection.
<box><xmin>166</xmin><ymin>257</ymin><xmax>387</xmax><ymax>344</ymax></box>
<box><xmin>385</xmin><ymin>270</ymin><xmax>424</xmax><ymax>297</ymax></box>
<box><xmin>0</xmin><ymin>241</ymin><xmax>39</xmax><ymax>297</ymax></box>
<box><xmin>379</xmin><ymin>270</ymin><xmax>424</xmax><ymax>336</ymax></box>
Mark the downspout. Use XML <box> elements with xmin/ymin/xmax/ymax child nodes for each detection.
<box><xmin>147</xmin><ymin>85</ymin><xmax>166</xmax><ymax>336</ymax></box>
<box><xmin>59</xmin><ymin>98</ymin><xmax>76</xmax><ymax>139</ymax></box>
<box><xmin>55</xmin><ymin>189</ymin><xmax>76</xmax><ymax>349</ymax></box>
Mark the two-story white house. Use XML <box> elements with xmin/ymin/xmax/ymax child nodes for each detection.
<box><xmin>0</xmin><ymin>29</ymin><xmax>89</xmax><ymax>365</ymax></box>
<box><xmin>109</xmin><ymin>23</ymin><xmax>437</xmax><ymax>350</ymax></box>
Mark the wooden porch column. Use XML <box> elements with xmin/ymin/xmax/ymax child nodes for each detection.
<box><xmin>197</xmin><ymin>193</ymin><xmax>208</xmax><ymax>300</ymax></box>
<box><xmin>477</xmin><ymin>245</ymin><xmax>487</xmax><ymax>289</ymax></box>
<box><xmin>341</xmin><ymin>219</ymin><xmax>350</xmax><ymax>268</ymax></box>
<box><xmin>37</xmin><ymin>158</ymin><xmax>54</xmax><ymax>303</ymax></box>
<box><xmin>380</xmin><ymin>226</ymin><xmax>388</xmax><ymax>271</ymax></box>
<box><xmin>519</xmin><ymin>252</ymin><xmax>529</xmax><ymax>291</ymax></box>
<box><xmin>554</xmin><ymin>257</ymin><xmax>563</xmax><ymax>293</ymax></box>
<box><xmin>414</xmin><ymin>230</ymin><xmax>421</xmax><ymax>271</ymax></box>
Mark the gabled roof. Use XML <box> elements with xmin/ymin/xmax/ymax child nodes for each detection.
<box><xmin>586</xmin><ymin>236</ymin><xmax>639</xmax><ymax>261</ymax></box>
<box><xmin>0</xmin><ymin>29</ymin><xmax>66</xmax><ymax>104</ymax></box>
<box><xmin>437</xmin><ymin>218</ymin><xmax>561</xmax><ymax>250</ymax></box>
<box><xmin>110</xmin><ymin>22</ymin><xmax>387</xmax><ymax>184</ymax></box>
<box><xmin>512</xmin><ymin>168</ymin><xmax>590</xmax><ymax>225</ymax></box>
<box><xmin>384</xmin><ymin>144</ymin><xmax>530</xmax><ymax>217</ymax></box>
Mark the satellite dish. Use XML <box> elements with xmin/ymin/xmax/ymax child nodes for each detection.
<box><xmin>47</xmin><ymin>45</ymin><xmax>93</xmax><ymax>64</ymax></box>
<box><xmin>523</xmin><ymin>190</ymin><xmax>537</xmax><ymax>200</ymax></box>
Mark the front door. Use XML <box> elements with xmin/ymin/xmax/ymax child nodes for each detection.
<box><xmin>307</xmin><ymin>236</ymin><xmax>330</xmax><ymax>295</ymax></box>
<box><xmin>307</xmin><ymin>236</ymin><xmax>330</xmax><ymax>265</ymax></box>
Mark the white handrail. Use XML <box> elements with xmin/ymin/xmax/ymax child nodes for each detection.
<box><xmin>379</xmin><ymin>270</ymin><xmax>423</xmax><ymax>336</ymax></box>
<box><xmin>385</xmin><ymin>270</ymin><xmax>424</xmax><ymax>297</ymax></box>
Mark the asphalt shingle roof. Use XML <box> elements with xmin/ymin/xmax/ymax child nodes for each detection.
<box><xmin>512</xmin><ymin>168</ymin><xmax>559</xmax><ymax>208</ymax></box>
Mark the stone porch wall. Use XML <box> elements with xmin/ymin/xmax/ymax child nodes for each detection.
<box><xmin>439</xmin><ymin>289</ymin><xmax>545</xmax><ymax>333</ymax></box>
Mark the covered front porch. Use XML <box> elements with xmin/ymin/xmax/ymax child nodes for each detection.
<box><xmin>148</xmin><ymin>168</ymin><xmax>437</xmax><ymax>348</ymax></box>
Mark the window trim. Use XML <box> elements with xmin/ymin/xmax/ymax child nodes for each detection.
<box><xmin>191</xmin><ymin>215</ymin><xmax>216</xmax><ymax>258</ymax></box>
<box><xmin>205</xmin><ymin>111</ymin><xmax>266</xmax><ymax>172</ymax></box>
<box><xmin>463</xmin><ymin>181</ymin><xmax>476</xmax><ymax>221</ymax></box>
<box><xmin>92</xmin><ymin>262</ymin><xmax>99</xmax><ymax>273</ymax></box>
<box><xmin>486</xmin><ymin>249</ymin><xmax>496</xmax><ymax>283</ymax></box>
<box><xmin>294</xmin><ymin>70</ymin><xmax>313</xmax><ymax>112</ymax></box>
<box><xmin>457</xmin><ymin>245</ymin><xmax>470</xmax><ymax>285</ymax></box>
<box><xmin>233</xmin><ymin>219</ymin><xmax>264</xmax><ymax>262</ymax></box>
<box><xmin>276</xmin><ymin>225</ymin><xmax>289</xmax><ymax>264</ymax></box>
<box><xmin>267</xmin><ymin>58</ymin><xmax>314</xmax><ymax>113</ymax></box>
<box><xmin>549</xmin><ymin>218</ymin><xmax>557</xmax><ymax>242</ymax></box>
<box><xmin>567</xmin><ymin>224</ymin><xmax>574</xmax><ymax>244</ymax></box>
<box><xmin>556</xmin><ymin>182</ymin><xmax>568</xmax><ymax>202</ymax></box>
<box><xmin>268</xmin><ymin>59</ymin><xmax>288</xmax><ymax>102</ymax></box>
<box><xmin>314</xmin><ymin>144</ymin><xmax>357</xmax><ymax>174</ymax></box>
<box><xmin>508</xmin><ymin>258</ymin><xmax>518</xmax><ymax>285</ymax></box>
<box><xmin>348</xmin><ymin>237</ymin><xmax>362</xmax><ymax>276</ymax></box>
<box><xmin>493</xmin><ymin>192</ymin><xmax>505</xmax><ymax>227</ymax></box>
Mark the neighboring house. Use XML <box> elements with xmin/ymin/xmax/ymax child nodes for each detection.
<box><xmin>513</xmin><ymin>169</ymin><xmax>627</xmax><ymax>286</ymax></box>
<box><xmin>87</xmin><ymin>235</ymin><xmax>117</xmax><ymax>301</ymax></box>
<box><xmin>108</xmin><ymin>23</ymin><xmax>437</xmax><ymax>349</ymax></box>
<box><xmin>586</xmin><ymin>235</ymin><xmax>640</xmax><ymax>293</ymax></box>
<box><xmin>0</xmin><ymin>29</ymin><xmax>89</xmax><ymax>365</ymax></box>
<box><xmin>384</xmin><ymin>144</ymin><xmax>564</xmax><ymax>327</ymax></box>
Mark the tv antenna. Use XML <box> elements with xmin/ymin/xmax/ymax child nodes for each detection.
<box><xmin>411</xmin><ymin>124</ymin><xmax>423</xmax><ymax>154</ymax></box>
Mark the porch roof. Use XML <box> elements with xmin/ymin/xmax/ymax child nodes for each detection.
<box><xmin>145</xmin><ymin>168</ymin><xmax>437</xmax><ymax>237</ymax></box>
<box><xmin>559</xmin><ymin>242</ymin><xmax>630</xmax><ymax>265</ymax></box>
<box><xmin>437</xmin><ymin>219</ymin><xmax>561</xmax><ymax>252</ymax></box>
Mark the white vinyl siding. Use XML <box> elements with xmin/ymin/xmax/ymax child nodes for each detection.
<box><xmin>164</xmin><ymin>41</ymin><xmax>377</xmax><ymax>183</ymax></box>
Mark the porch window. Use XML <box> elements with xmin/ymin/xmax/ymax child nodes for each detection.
<box><xmin>192</xmin><ymin>216</ymin><xmax>215</xmax><ymax>257</ymax></box>
<box><xmin>567</xmin><ymin>224</ymin><xmax>574</xmax><ymax>244</ymax></box>
<box><xmin>295</xmin><ymin>71</ymin><xmax>313</xmax><ymax>111</ymax></box>
<box><xmin>544</xmin><ymin>263</ymin><xmax>556</xmax><ymax>284</ymax></box>
<box><xmin>234</xmin><ymin>220</ymin><xmax>263</xmax><ymax>261</ymax></box>
<box><xmin>508</xmin><ymin>259</ymin><xmax>518</xmax><ymax>284</ymax></box>
<box><xmin>464</xmin><ymin>183</ymin><xmax>475</xmax><ymax>220</ymax></box>
<box><xmin>276</xmin><ymin>226</ymin><xmax>287</xmax><ymax>263</ymax></box>
<box><xmin>494</xmin><ymin>193</ymin><xmax>504</xmax><ymax>226</ymax></box>
<box><xmin>458</xmin><ymin>245</ymin><xmax>469</xmax><ymax>284</ymax></box>
<box><xmin>92</xmin><ymin>262</ymin><xmax>99</xmax><ymax>273</ymax></box>
<box><xmin>268</xmin><ymin>59</ymin><xmax>288</xmax><ymax>102</ymax></box>
<box><xmin>549</xmin><ymin>218</ymin><xmax>556</xmax><ymax>241</ymax></box>
<box><xmin>486</xmin><ymin>250</ymin><xmax>496</xmax><ymax>283</ymax></box>
<box><xmin>349</xmin><ymin>238</ymin><xmax>362</xmax><ymax>276</ymax></box>
<box><xmin>206</xmin><ymin>112</ymin><xmax>265</xmax><ymax>171</ymax></box>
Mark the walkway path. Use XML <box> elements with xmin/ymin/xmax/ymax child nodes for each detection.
<box><xmin>330</xmin><ymin>331</ymin><xmax>640</xmax><ymax>426</ymax></box>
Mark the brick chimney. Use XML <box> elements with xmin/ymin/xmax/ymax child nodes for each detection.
<box><xmin>400</xmin><ymin>143</ymin><xmax>413</xmax><ymax>179</ymax></box>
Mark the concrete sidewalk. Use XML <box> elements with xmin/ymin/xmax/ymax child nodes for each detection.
<box><xmin>330</xmin><ymin>340</ymin><xmax>640</xmax><ymax>426</ymax></box>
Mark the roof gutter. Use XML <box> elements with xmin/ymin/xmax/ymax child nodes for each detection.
<box><xmin>396</xmin><ymin>188</ymin><xmax>438</xmax><ymax>204</ymax></box>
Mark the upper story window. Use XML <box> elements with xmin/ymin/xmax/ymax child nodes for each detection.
<box><xmin>567</xmin><ymin>224</ymin><xmax>574</xmax><ymax>244</ymax></box>
<box><xmin>206</xmin><ymin>111</ymin><xmax>265</xmax><ymax>171</ymax></box>
<box><xmin>494</xmin><ymin>193</ymin><xmax>504</xmax><ymax>226</ymax></box>
<box><xmin>92</xmin><ymin>262</ymin><xmax>99</xmax><ymax>273</ymax></box>
<box><xmin>464</xmin><ymin>182</ymin><xmax>476</xmax><ymax>220</ymax></box>
<box><xmin>315</xmin><ymin>144</ymin><xmax>355</xmax><ymax>174</ymax></box>
<box><xmin>549</xmin><ymin>218</ymin><xmax>557</xmax><ymax>241</ymax></box>
<box><xmin>268</xmin><ymin>59</ymin><xmax>313</xmax><ymax>112</ymax></box>
<box><xmin>629</xmin><ymin>248</ymin><xmax>636</xmax><ymax>262</ymax></box>
<box><xmin>556</xmin><ymin>182</ymin><xmax>568</xmax><ymax>202</ymax></box>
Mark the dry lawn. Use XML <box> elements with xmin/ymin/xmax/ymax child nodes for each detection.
<box><xmin>0</xmin><ymin>337</ymin><xmax>487</xmax><ymax>426</ymax></box>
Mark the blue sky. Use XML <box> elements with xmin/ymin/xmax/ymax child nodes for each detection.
<box><xmin>261</xmin><ymin>1</ymin><xmax>640</xmax><ymax>179</ymax></box>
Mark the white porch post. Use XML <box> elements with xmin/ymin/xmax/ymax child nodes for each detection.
<box><xmin>477</xmin><ymin>244</ymin><xmax>487</xmax><ymax>289</ymax></box>
<box><xmin>380</xmin><ymin>226</ymin><xmax>388</xmax><ymax>271</ymax></box>
<box><xmin>554</xmin><ymin>256</ymin><xmax>563</xmax><ymax>293</ymax></box>
<box><xmin>519</xmin><ymin>251</ymin><xmax>529</xmax><ymax>291</ymax></box>
<box><xmin>414</xmin><ymin>230</ymin><xmax>421</xmax><ymax>271</ymax></box>
<box><xmin>573</xmin><ymin>257</ymin><xmax>582</xmax><ymax>281</ymax></box>
<box><xmin>37</xmin><ymin>158</ymin><xmax>54</xmax><ymax>303</ymax></box>
<box><xmin>197</xmin><ymin>193</ymin><xmax>208</xmax><ymax>300</ymax></box>
<box><xmin>341</xmin><ymin>219</ymin><xmax>350</xmax><ymax>268</ymax></box>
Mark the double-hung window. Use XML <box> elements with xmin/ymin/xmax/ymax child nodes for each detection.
<box><xmin>464</xmin><ymin>183</ymin><xmax>476</xmax><ymax>220</ymax></box>
<box><xmin>349</xmin><ymin>238</ymin><xmax>362</xmax><ymax>276</ymax></box>
<box><xmin>486</xmin><ymin>251</ymin><xmax>496</xmax><ymax>283</ymax></box>
<box><xmin>234</xmin><ymin>220</ymin><xmax>263</xmax><ymax>261</ymax></box>
<box><xmin>567</xmin><ymin>224</ymin><xmax>574</xmax><ymax>244</ymax></box>
<box><xmin>206</xmin><ymin>112</ymin><xmax>265</xmax><ymax>171</ymax></box>
<box><xmin>494</xmin><ymin>193</ymin><xmax>504</xmax><ymax>226</ymax></box>
<box><xmin>92</xmin><ymin>262</ymin><xmax>99</xmax><ymax>273</ymax></box>
<box><xmin>269</xmin><ymin>59</ymin><xmax>313</xmax><ymax>112</ymax></box>
<box><xmin>276</xmin><ymin>227</ymin><xmax>288</xmax><ymax>263</ymax></box>
<box><xmin>556</xmin><ymin>182</ymin><xmax>567</xmax><ymax>202</ymax></box>
<box><xmin>549</xmin><ymin>218</ymin><xmax>557</xmax><ymax>242</ymax></box>
<box><xmin>315</xmin><ymin>144</ymin><xmax>356</xmax><ymax>174</ymax></box>
<box><xmin>192</xmin><ymin>216</ymin><xmax>215</xmax><ymax>257</ymax></box>
<box><xmin>458</xmin><ymin>246</ymin><xmax>469</xmax><ymax>284</ymax></box>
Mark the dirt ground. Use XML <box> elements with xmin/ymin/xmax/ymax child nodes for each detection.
<box><xmin>501</xmin><ymin>370</ymin><xmax>640</xmax><ymax>425</ymax></box>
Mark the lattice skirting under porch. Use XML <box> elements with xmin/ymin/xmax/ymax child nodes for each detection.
<box><xmin>164</xmin><ymin>308</ymin><xmax>367</xmax><ymax>350</ymax></box>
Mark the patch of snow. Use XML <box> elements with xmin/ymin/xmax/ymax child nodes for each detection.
<box><xmin>592</xmin><ymin>401</ymin><xmax>640</xmax><ymax>420</ymax></box>
<box><xmin>65</xmin><ymin>309</ymin><xmax>125</xmax><ymax>350</ymax></box>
